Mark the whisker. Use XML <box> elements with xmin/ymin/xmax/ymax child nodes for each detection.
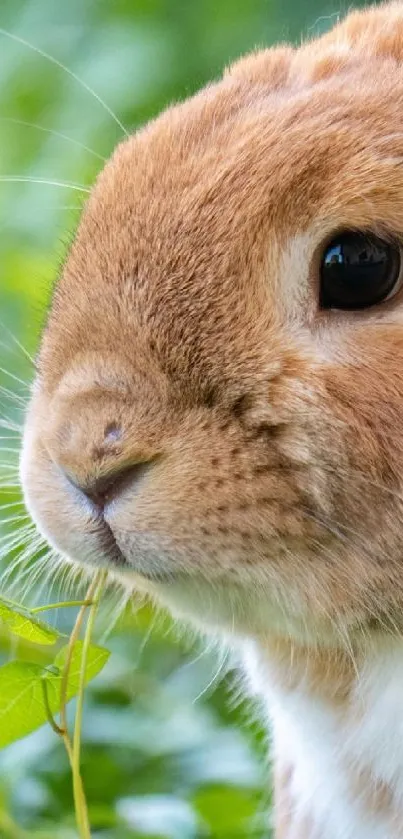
<box><xmin>0</xmin><ymin>385</ymin><xmax>27</xmax><ymax>404</ymax></box>
<box><xmin>0</xmin><ymin>176</ymin><xmax>90</xmax><ymax>192</ymax></box>
<box><xmin>0</xmin><ymin>326</ymin><xmax>35</xmax><ymax>366</ymax></box>
<box><xmin>321</xmin><ymin>461</ymin><xmax>403</xmax><ymax>507</ymax></box>
<box><xmin>99</xmin><ymin>581</ymin><xmax>131</xmax><ymax>642</ymax></box>
<box><xmin>0</xmin><ymin>117</ymin><xmax>106</xmax><ymax>162</ymax></box>
<box><xmin>0</xmin><ymin>545</ymin><xmax>43</xmax><ymax>579</ymax></box>
<box><xmin>0</xmin><ymin>541</ymin><xmax>33</xmax><ymax>566</ymax></box>
<box><xmin>0</xmin><ymin>501</ymin><xmax>25</xmax><ymax>511</ymax></box>
<box><xmin>17</xmin><ymin>552</ymin><xmax>55</xmax><ymax>598</ymax></box>
<box><xmin>0</xmin><ymin>28</ymin><xmax>129</xmax><ymax>138</ymax></box>
<box><xmin>0</xmin><ymin>366</ymin><xmax>29</xmax><ymax>389</ymax></box>
<box><xmin>0</xmin><ymin>418</ymin><xmax>23</xmax><ymax>433</ymax></box>
<box><xmin>1</xmin><ymin>533</ymin><xmax>47</xmax><ymax>575</ymax></box>
<box><xmin>49</xmin><ymin>561</ymin><xmax>90</xmax><ymax>607</ymax></box>
<box><xmin>192</xmin><ymin>646</ymin><xmax>229</xmax><ymax>703</ymax></box>
<box><xmin>1</xmin><ymin>533</ymin><xmax>45</xmax><ymax>567</ymax></box>
<box><xmin>39</xmin><ymin>205</ymin><xmax>83</xmax><ymax>211</ymax></box>
<box><xmin>30</xmin><ymin>556</ymin><xmax>67</xmax><ymax>608</ymax></box>
<box><xmin>0</xmin><ymin>553</ymin><xmax>41</xmax><ymax>589</ymax></box>
<box><xmin>64</xmin><ymin>561</ymin><xmax>88</xmax><ymax>593</ymax></box>
<box><xmin>303</xmin><ymin>509</ymin><xmax>397</xmax><ymax>571</ymax></box>
<box><xmin>44</xmin><ymin>555</ymin><xmax>72</xmax><ymax>605</ymax></box>
<box><xmin>0</xmin><ymin>512</ymin><xmax>31</xmax><ymax>527</ymax></box>
<box><xmin>302</xmin><ymin>508</ymin><xmax>350</xmax><ymax>542</ymax></box>
<box><xmin>0</xmin><ymin>513</ymin><xmax>30</xmax><ymax>526</ymax></box>
<box><xmin>0</xmin><ymin>526</ymin><xmax>37</xmax><ymax>553</ymax></box>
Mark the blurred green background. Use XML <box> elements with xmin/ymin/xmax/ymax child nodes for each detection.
<box><xmin>0</xmin><ymin>1</ymin><xmax>375</xmax><ymax>837</ymax></box>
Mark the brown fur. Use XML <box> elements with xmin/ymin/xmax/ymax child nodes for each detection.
<box><xmin>20</xmin><ymin>4</ymin><xmax>403</xmax><ymax>836</ymax></box>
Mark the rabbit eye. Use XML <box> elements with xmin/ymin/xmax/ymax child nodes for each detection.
<box><xmin>319</xmin><ymin>232</ymin><xmax>401</xmax><ymax>310</ymax></box>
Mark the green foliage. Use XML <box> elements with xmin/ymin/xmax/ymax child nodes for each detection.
<box><xmin>0</xmin><ymin>598</ymin><xmax>60</xmax><ymax>645</ymax></box>
<box><xmin>0</xmin><ymin>641</ymin><xmax>109</xmax><ymax>748</ymax></box>
<box><xmin>0</xmin><ymin>0</ymin><xmax>377</xmax><ymax>836</ymax></box>
<box><xmin>0</xmin><ymin>594</ymin><xmax>109</xmax><ymax>750</ymax></box>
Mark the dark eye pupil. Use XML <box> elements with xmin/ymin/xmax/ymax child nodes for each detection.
<box><xmin>320</xmin><ymin>232</ymin><xmax>400</xmax><ymax>310</ymax></box>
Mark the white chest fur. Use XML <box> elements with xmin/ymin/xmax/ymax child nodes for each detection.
<box><xmin>243</xmin><ymin>638</ymin><xmax>403</xmax><ymax>839</ymax></box>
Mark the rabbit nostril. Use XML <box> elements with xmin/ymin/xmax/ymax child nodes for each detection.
<box><xmin>103</xmin><ymin>422</ymin><xmax>122</xmax><ymax>445</ymax></box>
<box><xmin>76</xmin><ymin>461</ymin><xmax>154</xmax><ymax>510</ymax></box>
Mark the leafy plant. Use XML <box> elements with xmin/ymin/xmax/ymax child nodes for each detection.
<box><xmin>0</xmin><ymin>572</ymin><xmax>109</xmax><ymax>838</ymax></box>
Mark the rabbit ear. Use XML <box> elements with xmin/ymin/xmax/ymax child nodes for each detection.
<box><xmin>224</xmin><ymin>46</ymin><xmax>294</xmax><ymax>91</ymax></box>
<box><xmin>227</xmin><ymin>4</ymin><xmax>403</xmax><ymax>96</ymax></box>
<box><xmin>320</xmin><ymin>2</ymin><xmax>403</xmax><ymax>63</ymax></box>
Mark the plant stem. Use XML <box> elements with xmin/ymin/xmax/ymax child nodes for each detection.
<box><xmin>0</xmin><ymin>810</ymin><xmax>30</xmax><ymax>839</ymax></box>
<box><xmin>41</xmin><ymin>679</ymin><xmax>66</xmax><ymax>735</ymax></box>
<box><xmin>72</xmin><ymin>573</ymin><xmax>105</xmax><ymax>797</ymax></box>
<box><xmin>59</xmin><ymin>570</ymin><xmax>107</xmax><ymax>839</ymax></box>
<box><xmin>59</xmin><ymin>578</ymin><xmax>100</xmax><ymax>736</ymax></box>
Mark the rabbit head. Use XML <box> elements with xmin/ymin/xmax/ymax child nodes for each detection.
<box><xmin>20</xmin><ymin>2</ymin><xmax>403</xmax><ymax>643</ymax></box>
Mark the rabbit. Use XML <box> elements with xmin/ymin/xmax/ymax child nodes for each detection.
<box><xmin>19</xmin><ymin>2</ymin><xmax>403</xmax><ymax>836</ymax></box>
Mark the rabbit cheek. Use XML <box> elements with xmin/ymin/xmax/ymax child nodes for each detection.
<box><xmin>20</xmin><ymin>369</ymin><xmax>333</xmax><ymax>638</ymax></box>
<box><xmin>314</xmin><ymin>336</ymin><xmax>403</xmax><ymax>629</ymax></box>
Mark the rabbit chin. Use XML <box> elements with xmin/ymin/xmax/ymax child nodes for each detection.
<box><xmin>129</xmin><ymin>575</ymin><xmax>344</xmax><ymax>645</ymax></box>
<box><xmin>106</xmin><ymin>559</ymin><xmax>357</xmax><ymax>647</ymax></box>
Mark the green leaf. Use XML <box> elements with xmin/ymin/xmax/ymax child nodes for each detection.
<box><xmin>0</xmin><ymin>598</ymin><xmax>60</xmax><ymax>646</ymax></box>
<box><xmin>193</xmin><ymin>786</ymin><xmax>259</xmax><ymax>835</ymax></box>
<box><xmin>0</xmin><ymin>641</ymin><xmax>109</xmax><ymax>748</ymax></box>
<box><xmin>53</xmin><ymin>641</ymin><xmax>109</xmax><ymax>690</ymax></box>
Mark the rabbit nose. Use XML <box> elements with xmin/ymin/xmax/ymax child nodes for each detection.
<box><xmin>46</xmin><ymin>405</ymin><xmax>159</xmax><ymax>510</ymax></box>
<box><xmin>70</xmin><ymin>461</ymin><xmax>155</xmax><ymax>511</ymax></box>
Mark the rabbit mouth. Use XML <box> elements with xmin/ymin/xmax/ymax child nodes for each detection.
<box><xmin>95</xmin><ymin>518</ymin><xmax>128</xmax><ymax>568</ymax></box>
<box><xmin>96</xmin><ymin>519</ymin><xmax>176</xmax><ymax>583</ymax></box>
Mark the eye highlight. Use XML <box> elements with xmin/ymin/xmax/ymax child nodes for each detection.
<box><xmin>319</xmin><ymin>231</ymin><xmax>401</xmax><ymax>311</ymax></box>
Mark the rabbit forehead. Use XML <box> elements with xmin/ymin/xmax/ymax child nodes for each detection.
<box><xmin>42</xmin><ymin>11</ymin><xmax>403</xmax><ymax>391</ymax></box>
<box><xmin>64</xmin><ymin>53</ymin><xmax>403</xmax><ymax>289</ymax></box>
